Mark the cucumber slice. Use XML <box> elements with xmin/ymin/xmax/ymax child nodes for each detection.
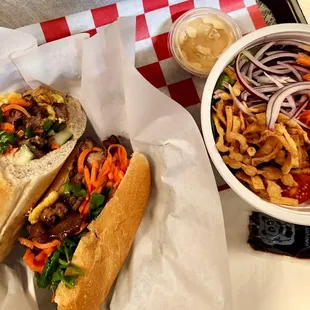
<box><xmin>49</xmin><ymin>127</ymin><xmax>72</xmax><ymax>147</ymax></box>
<box><xmin>48</xmin><ymin>129</ymin><xmax>55</xmax><ymax>137</ymax></box>
<box><xmin>15</xmin><ymin>145</ymin><xmax>34</xmax><ymax>164</ymax></box>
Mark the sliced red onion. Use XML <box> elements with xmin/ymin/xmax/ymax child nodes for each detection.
<box><xmin>298</xmin><ymin>94</ymin><xmax>308</xmax><ymax>104</ymax></box>
<box><xmin>252</xmin><ymin>66</ymin><xmax>291</xmax><ymax>77</ymax></box>
<box><xmin>228</xmin><ymin>84</ymin><xmax>254</xmax><ymax>116</ymax></box>
<box><xmin>267</xmin><ymin>82</ymin><xmax>310</xmax><ymax>130</ymax></box>
<box><xmin>240</xmin><ymin>91</ymin><xmax>249</xmax><ymax>101</ymax></box>
<box><xmin>292</xmin><ymin>100</ymin><xmax>309</xmax><ymax>119</ymax></box>
<box><xmin>294</xmin><ymin>118</ymin><xmax>310</xmax><ymax>130</ymax></box>
<box><xmin>281</xmin><ymin>101</ymin><xmax>295</xmax><ymax>108</ymax></box>
<box><xmin>244</xmin><ymin>75</ymin><xmax>260</xmax><ymax>86</ymax></box>
<box><xmin>235</xmin><ymin>53</ymin><xmax>269</xmax><ymax>101</ymax></box>
<box><xmin>291</xmin><ymin>65</ymin><xmax>310</xmax><ymax>74</ymax></box>
<box><xmin>255</xmin><ymin>75</ymin><xmax>295</xmax><ymax>84</ymax></box>
<box><xmin>265</xmin><ymin>50</ymin><xmax>289</xmax><ymax>56</ymax></box>
<box><xmin>248</xmin><ymin>41</ymin><xmax>274</xmax><ymax>79</ymax></box>
<box><xmin>274</xmin><ymin>40</ymin><xmax>310</xmax><ymax>52</ymax></box>
<box><xmin>241</xmin><ymin>62</ymin><xmax>249</xmax><ymax>75</ymax></box>
<box><xmin>213</xmin><ymin>89</ymin><xmax>225</xmax><ymax>99</ymax></box>
<box><xmin>254</xmin><ymin>85</ymin><xmax>281</xmax><ymax>92</ymax></box>
<box><xmin>244</xmin><ymin>51</ymin><xmax>298</xmax><ymax>75</ymax></box>
<box><xmin>278</xmin><ymin>62</ymin><xmax>303</xmax><ymax>81</ymax></box>
<box><xmin>264</xmin><ymin>72</ymin><xmax>296</xmax><ymax>115</ymax></box>
<box><xmin>227</xmin><ymin>65</ymin><xmax>235</xmax><ymax>72</ymax></box>
<box><xmin>280</xmin><ymin>60</ymin><xmax>295</xmax><ymax>64</ymax></box>
<box><xmin>222</xmin><ymin>81</ymin><xmax>230</xmax><ymax>89</ymax></box>
<box><xmin>248</xmin><ymin>99</ymin><xmax>265</xmax><ymax>105</ymax></box>
<box><xmin>260</xmin><ymin>52</ymin><xmax>299</xmax><ymax>65</ymax></box>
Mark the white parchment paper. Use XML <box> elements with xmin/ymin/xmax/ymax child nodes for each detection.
<box><xmin>0</xmin><ymin>19</ymin><xmax>231</xmax><ymax>310</ymax></box>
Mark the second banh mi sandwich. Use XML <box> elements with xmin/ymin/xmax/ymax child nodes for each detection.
<box><xmin>0</xmin><ymin>86</ymin><xmax>86</xmax><ymax>261</ymax></box>
<box><xmin>18</xmin><ymin>135</ymin><xmax>151</xmax><ymax>310</ymax></box>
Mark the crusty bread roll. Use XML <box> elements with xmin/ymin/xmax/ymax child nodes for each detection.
<box><xmin>0</xmin><ymin>90</ymin><xmax>86</xmax><ymax>261</ymax></box>
<box><xmin>54</xmin><ymin>152</ymin><xmax>151</xmax><ymax>310</ymax></box>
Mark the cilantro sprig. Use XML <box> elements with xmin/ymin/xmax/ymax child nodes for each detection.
<box><xmin>0</xmin><ymin>131</ymin><xmax>16</xmax><ymax>153</ymax></box>
<box><xmin>36</xmin><ymin>233</ymin><xmax>86</xmax><ymax>291</ymax></box>
<box><xmin>62</xmin><ymin>182</ymin><xmax>87</xmax><ymax>198</ymax></box>
<box><xmin>89</xmin><ymin>187</ymin><xmax>113</xmax><ymax>220</ymax></box>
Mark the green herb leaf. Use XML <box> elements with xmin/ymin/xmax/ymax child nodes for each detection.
<box><xmin>62</xmin><ymin>182</ymin><xmax>87</xmax><ymax>198</ymax></box>
<box><xmin>51</xmin><ymin>269</ymin><xmax>77</xmax><ymax>289</ymax></box>
<box><xmin>59</xmin><ymin>258</ymin><xmax>69</xmax><ymax>268</ymax></box>
<box><xmin>36</xmin><ymin>233</ymin><xmax>86</xmax><ymax>291</ymax></box>
<box><xmin>24</xmin><ymin>127</ymin><xmax>34</xmax><ymax>139</ymax></box>
<box><xmin>89</xmin><ymin>193</ymin><xmax>106</xmax><ymax>220</ymax></box>
<box><xmin>214</xmin><ymin>73</ymin><xmax>234</xmax><ymax>91</ymax></box>
<box><xmin>36</xmin><ymin>250</ymin><xmax>60</xmax><ymax>289</ymax></box>
<box><xmin>223</xmin><ymin>75</ymin><xmax>235</xmax><ymax>85</ymax></box>
<box><xmin>42</xmin><ymin>119</ymin><xmax>54</xmax><ymax>132</ymax></box>
<box><xmin>0</xmin><ymin>110</ymin><xmax>3</xmax><ymax>123</ymax></box>
<box><xmin>53</xmin><ymin>122</ymin><xmax>66</xmax><ymax>133</ymax></box>
<box><xmin>90</xmin><ymin>193</ymin><xmax>105</xmax><ymax>209</ymax></box>
<box><xmin>0</xmin><ymin>131</ymin><xmax>16</xmax><ymax>153</ymax></box>
<box><xmin>67</xmin><ymin>264</ymin><xmax>84</xmax><ymax>276</ymax></box>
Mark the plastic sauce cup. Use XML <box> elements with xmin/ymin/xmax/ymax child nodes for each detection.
<box><xmin>168</xmin><ymin>8</ymin><xmax>242</xmax><ymax>77</ymax></box>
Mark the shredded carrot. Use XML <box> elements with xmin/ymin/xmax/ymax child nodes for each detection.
<box><xmin>82</xmin><ymin>203</ymin><xmax>90</xmax><ymax>218</ymax></box>
<box><xmin>51</xmin><ymin>293</ymin><xmax>56</xmax><ymax>303</ymax></box>
<box><xmin>75</xmin><ymin>221</ymin><xmax>88</xmax><ymax>235</ymax></box>
<box><xmin>92</xmin><ymin>147</ymin><xmax>102</xmax><ymax>152</ymax></box>
<box><xmin>92</xmin><ymin>186</ymin><xmax>103</xmax><ymax>194</ymax></box>
<box><xmin>8</xmin><ymin>97</ymin><xmax>31</xmax><ymax>107</ymax></box>
<box><xmin>3</xmin><ymin>145</ymin><xmax>12</xmax><ymax>155</ymax></box>
<box><xmin>0</xmin><ymin>123</ymin><xmax>15</xmax><ymax>133</ymax></box>
<box><xmin>92</xmin><ymin>160</ymin><xmax>99</xmax><ymax>169</ymax></box>
<box><xmin>92</xmin><ymin>144</ymin><xmax>129</xmax><ymax>190</ymax></box>
<box><xmin>79</xmin><ymin>199</ymin><xmax>88</xmax><ymax>214</ymax></box>
<box><xmin>108</xmin><ymin>172</ymin><xmax>114</xmax><ymax>180</ymax></box>
<box><xmin>11</xmin><ymin>147</ymin><xmax>19</xmax><ymax>155</ymax></box>
<box><xmin>17</xmin><ymin>129</ymin><xmax>24</xmax><ymax>138</ymax></box>
<box><xmin>35</xmin><ymin>250</ymin><xmax>48</xmax><ymax>262</ymax></box>
<box><xmin>2</xmin><ymin>104</ymin><xmax>30</xmax><ymax>118</ymax></box>
<box><xmin>18</xmin><ymin>237</ymin><xmax>34</xmax><ymax>249</ymax></box>
<box><xmin>84</xmin><ymin>166</ymin><xmax>92</xmax><ymax>193</ymax></box>
<box><xmin>23</xmin><ymin>249</ymin><xmax>44</xmax><ymax>273</ymax></box>
<box><xmin>33</xmin><ymin>239</ymin><xmax>61</xmax><ymax>249</ymax></box>
<box><xmin>91</xmin><ymin>163</ymin><xmax>98</xmax><ymax>185</ymax></box>
<box><xmin>93</xmin><ymin>175</ymin><xmax>107</xmax><ymax>189</ymax></box>
<box><xmin>118</xmin><ymin>170</ymin><xmax>124</xmax><ymax>180</ymax></box>
<box><xmin>113</xmin><ymin>180</ymin><xmax>121</xmax><ymax>189</ymax></box>
<box><xmin>43</xmin><ymin>246</ymin><xmax>57</xmax><ymax>256</ymax></box>
<box><xmin>77</xmin><ymin>149</ymin><xmax>93</xmax><ymax>174</ymax></box>
<box><xmin>51</xmin><ymin>143</ymin><xmax>60</xmax><ymax>150</ymax></box>
<box><xmin>303</xmin><ymin>73</ymin><xmax>310</xmax><ymax>81</ymax></box>
<box><xmin>34</xmin><ymin>129</ymin><xmax>43</xmax><ymax>134</ymax></box>
<box><xmin>113</xmin><ymin>167</ymin><xmax>120</xmax><ymax>181</ymax></box>
<box><xmin>297</xmin><ymin>53</ymin><xmax>310</xmax><ymax>67</ymax></box>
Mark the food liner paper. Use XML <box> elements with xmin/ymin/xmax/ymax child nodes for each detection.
<box><xmin>0</xmin><ymin>18</ymin><xmax>231</xmax><ymax>310</ymax></box>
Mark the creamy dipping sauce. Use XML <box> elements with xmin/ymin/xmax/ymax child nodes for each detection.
<box><xmin>169</xmin><ymin>9</ymin><xmax>241</xmax><ymax>76</ymax></box>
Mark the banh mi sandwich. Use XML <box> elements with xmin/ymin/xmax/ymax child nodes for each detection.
<box><xmin>18</xmin><ymin>136</ymin><xmax>151</xmax><ymax>310</ymax></box>
<box><xmin>0</xmin><ymin>86</ymin><xmax>86</xmax><ymax>261</ymax></box>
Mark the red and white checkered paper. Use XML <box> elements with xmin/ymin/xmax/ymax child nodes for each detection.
<box><xmin>17</xmin><ymin>0</ymin><xmax>266</xmax><ymax>189</ymax></box>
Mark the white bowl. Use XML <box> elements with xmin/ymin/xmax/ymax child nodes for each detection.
<box><xmin>201</xmin><ymin>24</ymin><xmax>310</xmax><ymax>225</ymax></box>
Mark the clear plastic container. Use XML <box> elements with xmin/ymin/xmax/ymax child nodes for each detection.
<box><xmin>168</xmin><ymin>8</ymin><xmax>242</xmax><ymax>77</ymax></box>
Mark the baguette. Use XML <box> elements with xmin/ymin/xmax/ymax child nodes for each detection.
<box><xmin>0</xmin><ymin>87</ymin><xmax>86</xmax><ymax>261</ymax></box>
<box><xmin>18</xmin><ymin>137</ymin><xmax>151</xmax><ymax>310</ymax></box>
